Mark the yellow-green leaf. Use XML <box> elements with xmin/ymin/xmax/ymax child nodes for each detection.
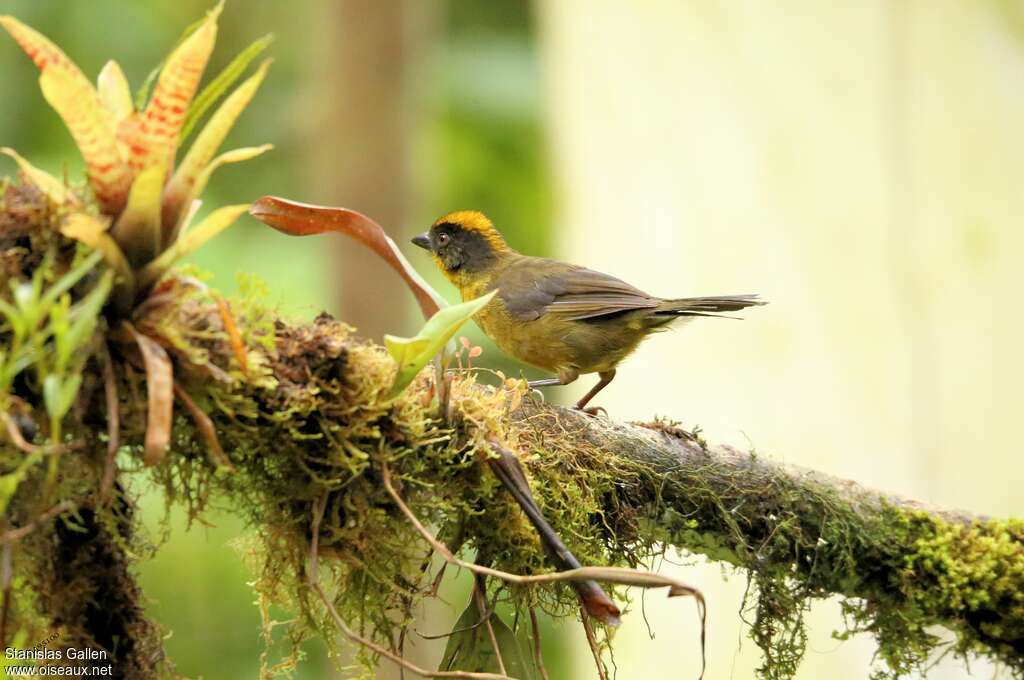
<box><xmin>110</xmin><ymin>165</ymin><xmax>167</xmax><ymax>267</ymax></box>
<box><xmin>181</xmin><ymin>34</ymin><xmax>273</xmax><ymax>141</ymax></box>
<box><xmin>164</xmin><ymin>142</ymin><xmax>271</xmax><ymax>246</ymax></box>
<box><xmin>383</xmin><ymin>290</ymin><xmax>496</xmax><ymax>399</ymax></box>
<box><xmin>194</xmin><ymin>144</ymin><xmax>272</xmax><ymax>200</ymax></box>
<box><xmin>61</xmin><ymin>213</ymin><xmax>134</xmax><ymax>296</ymax></box>
<box><xmin>138</xmin><ymin>203</ymin><xmax>249</xmax><ymax>288</ymax></box>
<box><xmin>97</xmin><ymin>60</ymin><xmax>134</xmax><ymax>125</ymax></box>
<box><xmin>1</xmin><ymin>147</ymin><xmax>68</xmax><ymax>204</ymax></box>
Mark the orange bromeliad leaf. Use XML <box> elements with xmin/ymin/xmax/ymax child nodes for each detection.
<box><xmin>0</xmin><ymin>15</ymin><xmax>73</xmax><ymax>71</ymax></box>
<box><xmin>215</xmin><ymin>297</ymin><xmax>248</xmax><ymax>374</ymax></box>
<box><xmin>125</xmin><ymin>4</ymin><xmax>220</xmax><ymax>176</ymax></box>
<box><xmin>249</xmin><ymin>196</ymin><xmax>446</xmax><ymax>320</ymax></box>
<box><xmin>162</xmin><ymin>59</ymin><xmax>270</xmax><ymax>233</ymax></box>
<box><xmin>1</xmin><ymin>16</ymin><xmax>131</xmax><ymax>215</ymax></box>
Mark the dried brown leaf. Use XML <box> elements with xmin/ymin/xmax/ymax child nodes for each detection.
<box><xmin>125</xmin><ymin>322</ymin><xmax>174</xmax><ymax>466</ymax></box>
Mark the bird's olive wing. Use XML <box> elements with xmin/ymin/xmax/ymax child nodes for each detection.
<box><xmin>499</xmin><ymin>260</ymin><xmax>659</xmax><ymax>322</ymax></box>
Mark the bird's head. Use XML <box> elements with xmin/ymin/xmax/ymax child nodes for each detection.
<box><xmin>412</xmin><ymin>211</ymin><xmax>510</xmax><ymax>280</ymax></box>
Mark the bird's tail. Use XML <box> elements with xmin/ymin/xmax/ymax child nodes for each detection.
<box><xmin>654</xmin><ymin>294</ymin><xmax>766</xmax><ymax>319</ymax></box>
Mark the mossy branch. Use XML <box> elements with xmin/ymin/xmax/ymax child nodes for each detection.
<box><xmin>152</xmin><ymin>294</ymin><xmax>1024</xmax><ymax>678</ymax></box>
<box><xmin>511</xmin><ymin>404</ymin><xmax>1024</xmax><ymax>674</ymax></box>
<box><xmin>3</xmin><ymin>183</ymin><xmax>1022</xmax><ymax>679</ymax></box>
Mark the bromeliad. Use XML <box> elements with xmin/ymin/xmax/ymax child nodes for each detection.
<box><xmin>1</xmin><ymin>2</ymin><xmax>271</xmax><ymax>468</ymax></box>
<box><xmin>1</xmin><ymin>2</ymin><xmax>272</xmax><ymax>311</ymax></box>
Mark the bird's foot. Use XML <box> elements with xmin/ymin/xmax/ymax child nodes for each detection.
<box><xmin>576</xmin><ymin>405</ymin><xmax>608</xmax><ymax>418</ymax></box>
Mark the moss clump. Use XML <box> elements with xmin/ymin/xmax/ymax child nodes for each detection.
<box><xmin>850</xmin><ymin>510</ymin><xmax>1024</xmax><ymax>675</ymax></box>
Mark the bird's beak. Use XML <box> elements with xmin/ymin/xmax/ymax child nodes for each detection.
<box><xmin>411</xmin><ymin>233</ymin><xmax>431</xmax><ymax>250</ymax></box>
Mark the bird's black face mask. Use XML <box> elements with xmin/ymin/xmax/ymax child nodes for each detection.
<box><xmin>412</xmin><ymin>223</ymin><xmax>495</xmax><ymax>273</ymax></box>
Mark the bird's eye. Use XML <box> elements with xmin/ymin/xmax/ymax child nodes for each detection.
<box><xmin>437</xmin><ymin>233</ymin><xmax>450</xmax><ymax>246</ymax></box>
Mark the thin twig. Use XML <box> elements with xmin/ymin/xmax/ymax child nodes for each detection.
<box><xmin>528</xmin><ymin>608</ymin><xmax>550</xmax><ymax>680</ymax></box>
<box><xmin>173</xmin><ymin>382</ymin><xmax>233</xmax><ymax>470</ymax></box>
<box><xmin>381</xmin><ymin>462</ymin><xmax>704</xmax><ymax>596</ymax></box>
<box><xmin>416</xmin><ymin>601</ymin><xmax>496</xmax><ymax>641</ymax></box>
<box><xmin>0</xmin><ymin>501</ymin><xmax>75</xmax><ymax>545</ymax></box>
<box><xmin>2</xmin><ymin>413</ymin><xmax>82</xmax><ymax>456</ymax></box>
<box><xmin>473</xmin><ymin>574</ymin><xmax>506</xmax><ymax>676</ymax></box>
<box><xmin>580</xmin><ymin>608</ymin><xmax>609</xmax><ymax>680</ymax></box>
<box><xmin>2</xmin><ymin>413</ymin><xmax>37</xmax><ymax>454</ymax></box>
<box><xmin>306</xmin><ymin>492</ymin><xmax>511</xmax><ymax>680</ymax></box>
<box><xmin>100</xmin><ymin>344</ymin><xmax>120</xmax><ymax>502</ymax></box>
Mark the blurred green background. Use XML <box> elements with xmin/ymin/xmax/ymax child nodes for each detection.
<box><xmin>3</xmin><ymin>1</ymin><xmax>1024</xmax><ymax>678</ymax></box>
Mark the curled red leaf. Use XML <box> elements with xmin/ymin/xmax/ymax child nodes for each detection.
<box><xmin>249</xmin><ymin>196</ymin><xmax>445</xmax><ymax>321</ymax></box>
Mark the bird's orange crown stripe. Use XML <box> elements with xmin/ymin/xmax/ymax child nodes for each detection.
<box><xmin>434</xmin><ymin>210</ymin><xmax>508</xmax><ymax>252</ymax></box>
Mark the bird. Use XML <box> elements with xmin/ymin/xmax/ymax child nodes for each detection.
<box><xmin>411</xmin><ymin>211</ymin><xmax>765</xmax><ymax>414</ymax></box>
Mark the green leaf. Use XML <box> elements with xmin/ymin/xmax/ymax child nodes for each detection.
<box><xmin>0</xmin><ymin>297</ymin><xmax>26</xmax><ymax>340</ymax></box>
<box><xmin>55</xmin><ymin>271</ymin><xmax>113</xmax><ymax>373</ymax></box>
<box><xmin>383</xmin><ymin>290</ymin><xmax>496</xmax><ymax>400</ymax></box>
<box><xmin>109</xmin><ymin>164</ymin><xmax>167</xmax><ymax>267</ymax></box>
<box><xmin>0</xmin><ymin>451</ymin><xmax>43</xmax><ymax>516</ymax></box>
<box><xmin>43</xmin><ymin>373</ymin><xmax>83</xmax><ymax>422</ymax></box>
<box><xmin>439</xmin><ymin>600</ymin><xmax>538</xmax><ymax>679</ymax></box>
<box><xmin>181</xmin><ymin>33</ymin><xmax>273</xmax><ymax>141</ymax></box>
<box><xmin>47</xmin><ymin>295</ymin><xmax>71</xmax><ymax>360</ymax></box>
<box><xmin>37</xmin><ymin>250</ymin><xmax>102</xmax><ymax>308</ymax></box>
<box><xmin>58</xmin><ymin>373</ymin><xmax>82</xmax><ymax>418</ymax></box>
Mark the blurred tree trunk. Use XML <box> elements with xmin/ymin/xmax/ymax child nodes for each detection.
<box><xmin>310</xmin><ymin>0</ymin><xmax>437</xmax><ymax>340</ymax></box>
<box><xmin>308</xmin><ymin>5</ymin><xmax>445</xmax><ymax>675</ymax></box>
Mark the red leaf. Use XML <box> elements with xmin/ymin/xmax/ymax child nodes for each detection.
<box><xmin>249</xmin><ymin>196</ymin><xmax>445</xmax><ymax>321</ymax></box>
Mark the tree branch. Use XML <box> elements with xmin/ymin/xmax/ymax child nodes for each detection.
<box><xmin>151</xmin><ymin>296</ymin><xmax>1022</xmax><ymax>675</ymax></box>
<box><xmin>508</xmin><ymin>403</ymin><xmax>1023</xmax><ymax>672</ymax></box>
<box><xmin>4</xmin><ymin>174</ymin><xmax>1021</xmax><ymax>676</ymax></box>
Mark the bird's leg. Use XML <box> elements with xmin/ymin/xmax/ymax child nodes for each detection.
<box><xmin>574</xmin><ymin>369</ymin><xmax>616</xmax><ymax>416</ymax></box>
